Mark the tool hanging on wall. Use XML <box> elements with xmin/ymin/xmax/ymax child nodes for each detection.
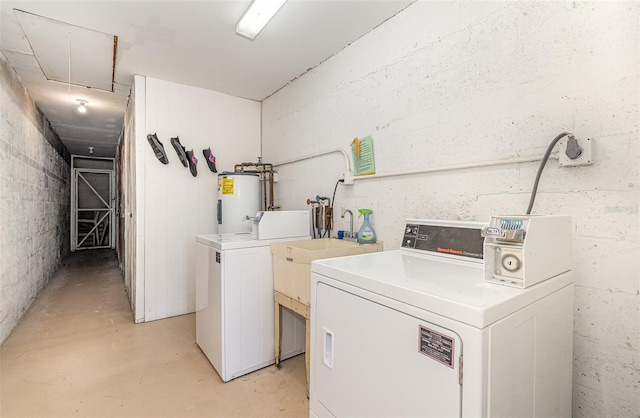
<box><xmin>170</xmin><ymin>136</ymin><xmax>189</xmax><ymax>167</ymax></box>
<box><xmin>186</xmin><ymin>149</ymin><xmax>198</xmax><ymax>177</ymax></box>
<box><xmin>147</xmin><ymin>133</ymin><xmax>169</xmax><ymax>164</ymax></box>
<box><xmin>203</xmin><ymin>148</ymin><xmax>218</xmax><ymax>173</ymax></box>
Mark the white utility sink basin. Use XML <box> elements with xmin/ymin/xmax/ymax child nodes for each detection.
<box><xmin>271</xmin><ymin>238</ymin><xmax>383</xmax><ymax>306</ymax></box>
<box><xmin>281</xmin><ymin>237</ymin><xmax>373</xmax><ymax>251</ymax></box>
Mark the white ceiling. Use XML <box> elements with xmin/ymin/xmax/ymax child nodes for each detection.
<box><xmin>0</xmin><ymin>0</ymin><xmax>413</xmax><ymax>157</ymax></box>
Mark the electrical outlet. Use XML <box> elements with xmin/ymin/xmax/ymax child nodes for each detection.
<box><xmin>559</xmin><ymin>137</ymin><xmax>594</xmax><ymax>167</ymax></box>
<box><xmin>342</xmin><ymin>171</ymin><xmax>355</xmax><ymax>185</ymax></box>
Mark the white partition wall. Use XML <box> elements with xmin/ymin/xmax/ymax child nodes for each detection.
<box><xmin>123</xmin><ymin>75</ymin><xmax>260</xmax><ymax>322</ymax></box>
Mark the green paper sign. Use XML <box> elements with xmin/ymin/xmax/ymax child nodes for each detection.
<box><xmin>351</xmin><ymin>136</ymin><xmax>376</xmax><ymax>176</ymax></box>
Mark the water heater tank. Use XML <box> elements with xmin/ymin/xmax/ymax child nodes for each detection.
<box><xmin>217</xmin><ymin>172</ymin><xmax>260</xmax><ymax>234</ymax></box>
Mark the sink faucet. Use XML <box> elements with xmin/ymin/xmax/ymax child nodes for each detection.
<box><xmin>341</xmin><ymin>209</ymin><xmax>354</xmax><ymax>238</ymax></box>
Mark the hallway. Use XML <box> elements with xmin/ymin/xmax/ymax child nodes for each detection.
<box><xmin>0</xmin><ymin>250</ymin><xmax>308</xmax><ymax>417</ymax></box>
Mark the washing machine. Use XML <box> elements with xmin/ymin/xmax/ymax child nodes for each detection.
<box><xmin>310</xmin><ymin>218</ymin><xmax>574</xmax><ymax>418</ymax></box>
<box><xmin>195</xmin><ymin>211</ymin><xmax>309</xmax><ymax>382</ymax></box>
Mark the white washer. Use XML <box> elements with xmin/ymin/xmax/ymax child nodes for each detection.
<box><xmin>310</xmin><ymin>219</ymin><xmax>573</xmax><ymax>418</ymax></box>
<box><xmin>195</xmin><ymin>232</ymin><xmax>307</xmax><ymax>382</ymax></box>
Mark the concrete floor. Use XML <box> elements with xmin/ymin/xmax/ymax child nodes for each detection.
<box><xmin>1</xmin><ymin>250</ymin><xmax>309</xmax><ymax>417</ymax></box>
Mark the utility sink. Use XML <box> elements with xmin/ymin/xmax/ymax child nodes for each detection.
<box><xmin>271</xmin><ymin>238</ymin><xmax>383</xmax><ymax>388</ymax></box>
<box><xmin>271</xmin><ymin>238</ymin><xmax>383</xmax><ymax>306</ymax></box>
<box><xmin>282</xmin><ymin>237</ymin><xmax>374</xmax><ymax>251</ymax></box>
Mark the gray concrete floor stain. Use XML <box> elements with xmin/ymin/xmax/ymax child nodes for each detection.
<box><xmin>1</xmin><ymin>250</ymin><xmax>308</xmax><ymax>417</ymax></box>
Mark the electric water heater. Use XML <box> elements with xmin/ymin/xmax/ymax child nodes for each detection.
<box><xmin>217</xmin><ymin>172</ymin><xmax>260</xmax><ymax>233</ymax></box>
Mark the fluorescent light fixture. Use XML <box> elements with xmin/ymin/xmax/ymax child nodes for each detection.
<box><xmin>76</xmin><ymin>99</ymin><xmax>88</xmax><ymax>113</ymax></box>
<box><xmin>236</xmin><ymin>0</ymin><xmax>287</xmax><ymax>40</ymax></box>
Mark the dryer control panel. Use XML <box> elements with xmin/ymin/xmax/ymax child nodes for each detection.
<box><xmin>401</xmin><ymin>219</ymin><xmax>485</xmax><ymax>261</ymax></box>
<box><xmin>483</xmin><ymin>215</ymin><xmax>572</xmax><ymax>288</ymax></box>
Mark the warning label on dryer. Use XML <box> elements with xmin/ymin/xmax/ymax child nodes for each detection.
<box><xmin>419</xmin><ymin>326</ymin><xmax>454</xmax><ymax>368</ymax></box>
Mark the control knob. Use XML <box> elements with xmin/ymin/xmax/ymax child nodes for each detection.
<box><xmin>501</xmin><ymin>254</ymin><xmax>521</xmax><ymax>272</ymax></box>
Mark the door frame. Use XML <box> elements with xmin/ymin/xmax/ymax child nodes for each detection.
<box><xmin>70</xmin><ymin>156</ymin><xmax>116</xmax><ymax>251</ymax></box>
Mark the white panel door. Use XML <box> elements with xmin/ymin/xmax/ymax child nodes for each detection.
<box><xmin>314</xmin><ymin>283</ymin><xmax>463</xmax><ymax>418</ymax></box>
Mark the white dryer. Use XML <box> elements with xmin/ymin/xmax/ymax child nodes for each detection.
<box><xmin>310</xmin><ymin>219</ymin><xmax>573</xmax><ymax>418</ymax></box>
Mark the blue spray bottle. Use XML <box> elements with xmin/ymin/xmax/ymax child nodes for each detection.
<box><xmin>357</xmin><ymin>209</ymin><xmax>377</xmax><ymax>244</ymax></box>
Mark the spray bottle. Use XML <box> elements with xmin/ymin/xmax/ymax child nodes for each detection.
<box><xmin>357</xmin><ymin>209</ymin><xmax>377</xmax><ymax>244</ymax></box>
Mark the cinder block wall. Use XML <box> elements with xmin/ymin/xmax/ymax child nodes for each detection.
<box><xmin>262</xmin><ymin>2</ymin><xmax>639</xmax><ymax>416</ymax></box>
<box><xmin>0</xmin><ymin>52</ymin><xmax>71</xmax><ymax>345</ymax></box>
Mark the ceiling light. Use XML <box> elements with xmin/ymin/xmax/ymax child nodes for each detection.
<box><xmin>236</xmin><ymin>0</ymin><xmax>287</xmax><ymax>40</ymax></box>
<box><xmin>76</xmin><ymin>99</ymin><xmax>88</xmax><ymax>113</ymax></box>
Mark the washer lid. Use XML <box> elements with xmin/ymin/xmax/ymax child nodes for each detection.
<box><xmin>311</xmin><ymin>250</ymin><xmax>573</xmax><ymax>328</ymax></box>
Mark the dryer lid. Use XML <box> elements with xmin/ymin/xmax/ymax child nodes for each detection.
<box><xmin>311</xmin><ymin>250</ymin><xmax>572</xmax><ymax>328</ymax></box>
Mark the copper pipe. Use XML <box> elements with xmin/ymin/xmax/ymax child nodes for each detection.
<box><xmin>234</xmin><ymin>162</ymin><xmax>277</xmax><ymax>211</ymax></box>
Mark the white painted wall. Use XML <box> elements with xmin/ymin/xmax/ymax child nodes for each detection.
<box><xmin>262</xmin><ymin>1</ymin><xmax>639</xmax><ymax>416</ymax></box>
<box><xmin>130</xmin><ymin>76</ymin><xmax>260</xmax><ymax>322</ymax></box>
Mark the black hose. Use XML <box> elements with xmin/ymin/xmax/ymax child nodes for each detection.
<box><xmin>325</xmin><ymin>179</ymin><xmax>344</xmax><ymax>238</ymax></box>
<box><xmin>311</xmin><ymin>210</ymin><xmax>316</xmax><ymax>239</ymax></box>
<box><xmin>526</xmin><ymin>132</ymin><xmax>572</xmax><ymax>215</ymax></box>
